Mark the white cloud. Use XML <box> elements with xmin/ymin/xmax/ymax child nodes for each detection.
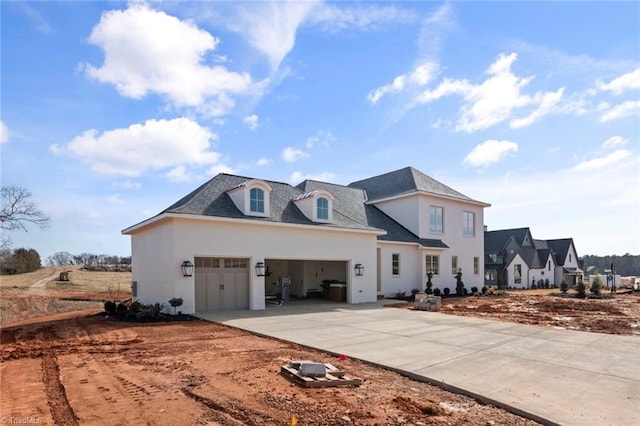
<box><xmin>456</xmin><ymin>53</ymin><xmax>536</xmax><ymax>132</ymax></box>
<box><xmin>597</xmin><ymin>68</ymin><xmax>640</xmax><ymax>95</ymax></box>
<box><xmin>207</xmin><ymin>163</ymin><xmax>235</xmax><ymax>176</ymax></box>
<box><xmin>107</xmin><ymin>194</ymin><xmax>125</xmax><ymax>204</ymax></box>
<box><xmin>113</xmin><ymin>180</ymin><xmax>142</xmax><ymax>190</ymax></box>
<box><xmin>290</xmin><ymin>171</ymin><xmax>336</xmax><ymax>183</ymax></box>
<box><xmin>282</xmin><ymin>146</ymin><xmax>310</xmax><ymax>163</ymax></box>
<box><xmin>368</xmin><ymin>62</ymin><xmax>439</xmax><ymax>104</ymax></box>
<box><xmin>602</xmin><ymin>136</ymin><xmax>627</xmax><ymax>149</ymax></box>
<box><xmin>83</xmin><ymin>4</ymin><xmax>261</xmax><ymax>115</ymax></box>
<box><xmin>0</xmin><ymin>121</ymin><xmax>8</xmax><ymax>143</ymax></box>
<box><xmin>228</xmin><ymin>1</ymin><xmax>319</xmax><ymax>71</ymax></box>
<box><xmin>64</xmin><ymin>118</ymin><xmax>221</xmax><ymax>176</ymax></box>
<box><xmin>599</xmin><ymin>100</ymin><xmax>640</xmax><ymax>122</ymax></box>
<box><xmin>308</xmin><ymin>3</ymin><xmax>416</xmax><ymax>33</ymax></box>
<box><xmin>569</xmin><ymin>149</ymin><xmax>631</xmax><ymax>172</ymax></box>
<box><xmin>256</xmin><ymin>158</ymin><xmax>270</xmax><ymax>167</ymax></box>
<box><xmin>464</xmin><ymin>140</ymin><xmax>519</xmax><ymax>169</ymax></box>
<box><xmin>305</xmin><ymin>129</ymin><xmax>335</xmax><ymax>149</ymax></box>
<box><xmin>510</xmin><ymin>88</ymin><xmax>564</xmax><ymax>128</ymax></box>
<box><xmin>166</xmin><ymin>165</ymin><xmax>193</xmax><ymax>182</ymax></box>
<box><xmin>243</xmin><ymin>114</ymin><xmax>259</xmax><ymax>130</ymax></box>
<box><xmin>19</xmin><ymin>2</ymin><xmax>54</xmax><ymax>35</ymax></box>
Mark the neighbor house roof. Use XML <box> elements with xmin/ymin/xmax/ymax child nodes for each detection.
<box><xmin>348</xmin><ymin>166</ymin><xmax>489</xmax><ymax>206</ymax></box>
<box><xmin>484</xmin><ymin>228</ymin><xmax>531</xmax><ymax>255</ymax></box>
<box><xmin>546</xmin><ymin>239</ymin><xmax>576</xmax><ymax>266</ymax></box>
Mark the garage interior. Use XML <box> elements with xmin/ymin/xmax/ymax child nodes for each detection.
<box><xmin>264</xmin><ymin>259</ymin><xmax>348</xmax><ymax>303</ymax></box>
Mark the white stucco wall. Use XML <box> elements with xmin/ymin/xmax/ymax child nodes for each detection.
<box><xmin>377</xmin><ymin>242</ymin><xmax>423</xmax><ymax>296</ymax></box>
<box><xmin>128</xmin><ymin>215</ymin><xmax>379</xmax><ymax>314</ymax></box>
<box><xmin>506</xmin><ymin>254</ymin><xmax>528</xmax><ymax>289</ymax></box>
<box><xmin>374</xmin><ymin>196</ymin><xmax>420</xmax><ymax>236</ymax></box>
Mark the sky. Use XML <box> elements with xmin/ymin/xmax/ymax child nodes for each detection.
<box><xmin>1</xmin><ymin>1</ymin><xmax>639</xmax><ymax>262</ymax></box>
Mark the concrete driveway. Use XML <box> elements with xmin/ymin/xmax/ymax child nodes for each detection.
<box><xmin>198</xmin><ymin>300</ymin><xmax>640</xmax><ymax>426</ymax></box>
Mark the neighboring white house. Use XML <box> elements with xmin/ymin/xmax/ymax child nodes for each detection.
<box><xmin>484</xmin><ymin>227</ymin><xmax>583</xmax><ymax>289</ymax></box>
<box><xmin>122</xmin><ymin>166</ymin><xmax>490</xmax><ymax>313</ymax></box>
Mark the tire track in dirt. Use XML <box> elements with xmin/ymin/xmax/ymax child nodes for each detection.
<box><xmin>41</xmin><ymin>355</ymin><xmax>78</xmax><ymax>426</ymax></box>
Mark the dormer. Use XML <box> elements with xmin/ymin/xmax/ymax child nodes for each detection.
<box><xmin>226</xmin><ymin>179</ymin><xmax>272</xmax><ymax>217</ymax></box>
<box><xmin>292</xmin><ymin>190</ymin><xmax>335</xmax><ymax>223</ymax></box>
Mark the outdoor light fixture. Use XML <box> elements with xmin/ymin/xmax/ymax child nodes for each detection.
<box><xmin>354</xmin><ymin>263</ymin><xmax>364</xmax><ymax>276</ymax></box>
<box><xmin>181</xmin><ymin>260</ymin><xmax>194</xmax><ymax>277</ymax></box>
<box><xmin>255</xmin><ymin>262</ymin><xmax>266</xmax><ymax>277</ymax></box>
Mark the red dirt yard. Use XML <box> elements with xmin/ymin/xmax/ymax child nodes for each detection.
<box><xmin>2</xmin><ymin>268</ymin><xmax>638</xmax><ymax>425</ymax></box>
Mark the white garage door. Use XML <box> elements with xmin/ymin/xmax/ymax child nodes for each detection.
<box><xmin>194</xmin><ymin>258</ymin><xmax>249</xmax><ymax>311</ymax></box>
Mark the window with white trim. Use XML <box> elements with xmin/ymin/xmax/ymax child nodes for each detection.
<box><xmin>451</xmin><ymin>256</ymin><xmax>458</xmax><ymax>274</ymax></box>
<box><xmin>474</xmin><ymin>257</ymin><xmax>479</xmax><ymax>275</ymax></box>
<box><xmin>250</xmin><ymin>188</ymin><xmax>264</xmax><ymax>213</ymax></box>
<box><xmin>430</xmin><ymin>206</ymin><xmax>443</xmax><ymax>233</ymax></box>
<box><xmin>392</xmin><ymin>254</ymin><xmax>400</xmax><ymax>276</ymax></box>
<box><xmin>425</xmin><ymin>255</ymin><xmax>439</xmax><ymax>275</ymax></box>
<box><xmin>463</xmin><ymin>211</ymin><xmax>475</xmax><ymax>237</ymax></box>
<box><xmin>317</xmin><ymin>197</ymin><xmax>329</xmax><ymax>220</ymax></box>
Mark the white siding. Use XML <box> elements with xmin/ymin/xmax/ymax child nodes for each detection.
<box><xmin>129</xmin><ymin>216</ymin><xmax>378</xmax><ymax>314</ymax></box>
<box><xmin>374</xmin><ymin>196</ymin><xmax>420</xmax><ymax>236</ymax></box>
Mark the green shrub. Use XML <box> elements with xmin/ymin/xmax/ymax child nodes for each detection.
<box><xmin>471</xmin><ymin>286</ymin><xmax>478</xmax><ymax>295</ymax></box>
<box><xmin>116</xmin><ymin>302</ymin><xmax>128</xmax><ymax>314</ymax></box>
<box><xmin>130</xmin><ymin>301</ymin><xmax>142</xmax><ymax>313</ymax></box>
<box><xmin>433</xmin><ymin>288</ymin><xmax>441</xmax><ymax>296</ymax></box>
<box><xmin>545</xmin><ymin>279</ymin><xmax>550</xmax><ymax>289</ymax></box>
<box><xmin>443</xmin><ymin>288</ymin><xmax>450</xmax><ymax>296</ymax></box>
<box><xmin>560</xmin><ymin>281</ymin><xmax>568</xmax><ymax>293</ymax></box>
<box><xmin>104</xmin><ymin>301</ymin><xmax>117</xmax><ymax>314</ymax></box>
<box><xmin>481</xmin><ymin>286</ymin><xmax>488</xmax><ymax>295</ymax></box>
<box><xmin>531</xmin><ymin>282</ymin><xmax>537</xmax><ymax>290</ymax></box>
<box><xmin>575</xmin><ymin>281</ymin><xmax>586</xmax><ymax>298</ymax></box>
<box><xmin>590</xmin><ymin>276</ymin><xmax>602</xmax><ymax>295</ymax></box>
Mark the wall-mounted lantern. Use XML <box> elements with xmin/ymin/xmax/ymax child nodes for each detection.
<box><xmin>181</xmin><ymin>260</ymin><xmax>194</xmax><ymax>277</ymax></box>
<box><xmin>255</xmin><ymin>261</ymin><xmax>266</xmax><ymax>277</ymax></box>
<box><xmin>354</xmin><ymin>263</ymin><xmax>364</xmax><ymax>276</ymax></box>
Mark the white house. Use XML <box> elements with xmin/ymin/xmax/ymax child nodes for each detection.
<box><xmin>122</xmin><ymin>167</ymin><xmax>490</xmax><ymax>313</ymax></box>
<box><xmin>484</xmin><ymin>227</ymin><xmax>583</xmax><ymax>289</ymax></box>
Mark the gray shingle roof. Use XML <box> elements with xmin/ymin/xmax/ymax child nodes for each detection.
<box><xmin>163</xmin><ymin>173</ymin><xmax>381</xmax><ymax>231</ymax></box>
<box><xmin>547</xmin><ymin>239</ymin><xmax>576</xmax><ymax>266</ymax></box>
<box><xmin>348</xmin><ymin>166</ymin><xmax>484</xmax><ymax>204</ymax></box>
<box><xmin>297</xmin><ymin>179</ymin><xmax>448</xmax><ymax>248</ymax></box>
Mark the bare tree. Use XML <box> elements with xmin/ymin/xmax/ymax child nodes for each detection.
<box><xmin>1</xmin><ymin>185</ymin><xmax>51</xmax><ymax>231</ymax></box>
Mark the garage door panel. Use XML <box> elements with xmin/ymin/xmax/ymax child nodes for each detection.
<box><xmin>195</xmin><ymin>258</ymin><xmax>249</xmax><ymax>311</ymax></box>
<box><xmin>195</xmin><ymin>273</ymin><xmax>207</xmax><ymax>312</ymax></box>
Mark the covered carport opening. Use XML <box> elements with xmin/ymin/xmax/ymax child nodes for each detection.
<box><xmin>264</xmin><ymin>259</ymin><xmax>349</xmax><ymax>303</ymax></box>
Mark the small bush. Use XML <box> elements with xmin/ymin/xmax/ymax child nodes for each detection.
<box><xmin>425</xmin><ymin>287</ymin><xmax>434</xmax><ymax>295</ymax></box>
<box><xmin>433</xmin><ymin>288</ymin><xmax>441</xmax><ymax>296</ymax></box>
<box><xmin>590</xmin><ymin>276</ymin><xmax>602</xmax><ymax>295</ymax></box>
<box><xmin>130</xmin><ymin>301</ymin><xmax>142</xmax><ymax>313</ymax></box>
<box><xmin>560</xmin><ymin>281</ymin><xmax>568</xmax><ymax>293</ymax></box>
<box><xmin>443</xmin><ymin>288</ymin><xmax>450</xmax><ymax>296</ymax></box>
<box><xmin>545</xmin><ymin>279</ymin><xmax>550</xmax><ymax>289</ymax></box>
<box><xmin>481</xmin><ymin>286</ymin><xmax>488</xmax><ymax>295</ymax></box>
<box><xmin>575</xmin><ymin>281</ymin><xmax>586</xmax><ymax>298</ymax></box>
<box><xmin>104</xmin><ymin>301</ymin><xmax>117</xmax><ymax>314</ymax></box>
<box><xmin>471</xmin><ymin>286</ymin><xmax>478</xmax><ymax>295</ymax></box>
<box><xmin>116</xmin><ymin>302</ymin><xmax>128</xmax><ymax>314</ymax></box>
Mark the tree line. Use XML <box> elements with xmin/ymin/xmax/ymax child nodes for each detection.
<box><xmin>583</xmin><ymin>253</ymin><xmax>640</xmax><ymax>276</ymax></box>
<box><xmin>0</xmin><ymin>246</ymin><xmax>131</xmax><ymax>275</ymax></box>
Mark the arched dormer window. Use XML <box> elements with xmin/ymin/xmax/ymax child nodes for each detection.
<box><xmin>292</xmin><ymin>190</ymin><xmax>334</xmax><ymax>223</ymax></box>
<box><xmin>317</xmin><ymin>197</ymin><xmax>329</xmax><ymax>220</ymax></box>
<box><xmin>226</xmin><ymin>179</ymin><xmax>272</xmax><ymax>217</ymax></box>
<box><xmin>250</xmin><ymin>187</ymin><xmax>264</xmax><ymax>213</ymax></box>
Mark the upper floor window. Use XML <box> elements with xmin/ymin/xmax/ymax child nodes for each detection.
<box><xmin>463</xmin><ymin>211</ymin><xmax>475</xmax><ymax>237</ymax></box>
<box><xmin>250</xmin><ymin>188</ymin><xmax>264</xmax><ymax>213</ymax></box>
<box><xmin>425</xmin><ymin>255</ymin><xmax>439</xmax><ymax>275</ymax></box>
<box><xmin>392</xmin><ymin>254</ymin><xmax>400</xmax><ymax>276</ymax></box>
<box><xmin>548</xmin><ymin>261</ymin><xmax>551</xmax><ymax>271</ymax></box>
<box><xmin>430</xmin><ymin>206</ymin><xmax>443</xmax><ymax>233</ymax></box>
<box><xmin>317</xmin><ymin>197</ymin><xmax>329</xmax><ymax>220</ymax></box>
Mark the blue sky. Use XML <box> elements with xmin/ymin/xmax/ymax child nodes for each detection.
<box><xmin>1</xmin><ymin>1</ymin><xmax>639</xmax><ymax>261</ymax></box>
